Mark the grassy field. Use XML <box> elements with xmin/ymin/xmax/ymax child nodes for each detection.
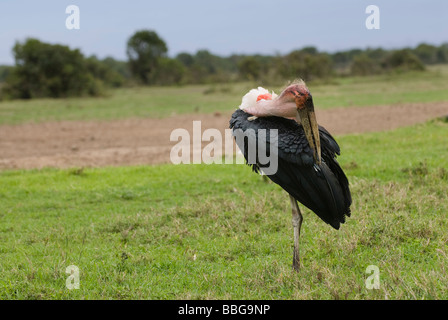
<box><xmin>1</xmin><ymin>66</ymin><xmax>448</xmax><ymax>125</ymax></box>
<box><xmin>1</xmin><ymin>117</ymin><xmax>447</xmax><ymax>299</ymax></box>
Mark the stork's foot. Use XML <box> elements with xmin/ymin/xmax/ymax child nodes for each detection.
<box><xmin>292</xmin><ymin>249</ymin><xmax>300</xmax><ymax>272</ymax></box>
<box><xmin>289</xmin><ymin>195</ymin><xmax>303</xmax><ymax>272</ymax></box>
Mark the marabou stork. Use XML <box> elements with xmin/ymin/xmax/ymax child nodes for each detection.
<box><xmin>229</xmin><ymin>80</ymin><xmax>352</xmax><ymax>271</ymax></box>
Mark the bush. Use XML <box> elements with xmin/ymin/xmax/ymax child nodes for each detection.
<box><xmin>0</xmin><ymin>65</ymin><xmax>13</xmax><ymax>83</ymax></box>
<box><xmin>381</xmin><ymin>50</ymin><xmax>425</xmax><ymax>72</ymax></box>
<box><xmin>2</xmin><ymin>38</ymin><xmax>106</xmax><ymax>99</ymax></box>
<box><xmin>275</xmin><ymin>49</ymin><xmax>333</xmax><ymax>81</ymax></box>
<box><xmin>154</xmin><ymin>58</ymin><xmax>185</xmax><ymax>85</ymax></box>
<box><xmin>85</xmin><ymin>56</ymin><xmax>125</xmax><ymax>88</ymax></box>
<box><xmin>413</xmin><ymin>43</ymin><xmax>439</xmax><ymax>65</ymax></box>
<box><xmin>351</xmin><ymin>54</ymin><xmax>380</xmax><ymax>76</ymax></box>
<box><xmin>238</xmin><ymin>57</ymin><xmax>261</xmax><ymax>81</ymax></box>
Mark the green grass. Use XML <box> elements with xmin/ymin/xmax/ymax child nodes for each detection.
<box><xmin>1</xmin><ymin>65</ymin><xmax>448</xmax><ymax>125</ymax></box>
<box><xmin>1</xmin><ymin>118</ymin><xmax>447</xmax><ymax>299</ymax></box>
<box><xmin>312</xmin><ymin>67</ymin><xmax>448</xmax><ymax>108</ymax></box>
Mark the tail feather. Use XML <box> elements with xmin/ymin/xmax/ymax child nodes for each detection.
<box><xmin>267</xmin><ymin>158</ymin><xmax>350</xmax><ymax>229</ymax></box>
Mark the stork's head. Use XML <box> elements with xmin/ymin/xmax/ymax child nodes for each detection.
<box><xmin>279</xmin><ymin>81</ymin><xmax>312</xmax><ymax>112</ymax></box>
<box><xmin>238</xmin><ymin>80</ymin><xmax>313</xmax><ymax>118</ymax></box>
<box><xmin>238</xmin><ymin>80</ymin><xmax>321</xmax><ymax>163</ymax></box>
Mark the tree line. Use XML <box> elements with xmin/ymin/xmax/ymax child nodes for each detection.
<box><xmin>0</xmin><ymin>29</ymin><xmax>447</xmax><ymax>99</ymax></box>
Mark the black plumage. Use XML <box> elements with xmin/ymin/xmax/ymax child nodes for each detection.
<box><xmin>229</xmin><ymin>109</ymin><xmax>351</xmax><ymax>230</ymax></box>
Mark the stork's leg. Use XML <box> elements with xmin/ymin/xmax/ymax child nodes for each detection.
<box><xmin>289</xmin><ymin>195</ymin><xmax>303</xmax><ymax>271</ymax></box>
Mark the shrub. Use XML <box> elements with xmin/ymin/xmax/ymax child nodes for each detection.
<box><xmin>2</xmin><ymin>38</ymin><xmax>106</xmax><ymax>99</ymax></box>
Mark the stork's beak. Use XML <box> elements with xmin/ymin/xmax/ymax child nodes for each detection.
<box><xmin>297</xmin><ymin>97</ymin><xmax>321</xmax><ymax>164</ymax></box>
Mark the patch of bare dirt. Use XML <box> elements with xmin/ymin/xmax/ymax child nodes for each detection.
<box><xmin>1</xmin><ymin>102</ymin><xmax>447</xmax><ymax>170</ymax></box>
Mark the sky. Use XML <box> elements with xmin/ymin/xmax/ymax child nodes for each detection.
<box><xmin>0</xmin><ymin>0</ymin><xmax>447</xmax><ymax>65</ymax></box>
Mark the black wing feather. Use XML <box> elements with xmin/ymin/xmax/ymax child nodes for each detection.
<box><xmin>230</xmin><ymin>109</ymin><xmax>352</xmax><ymax>229</ymax></box>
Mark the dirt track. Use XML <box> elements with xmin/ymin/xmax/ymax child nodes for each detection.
<box><xmin>1</xmin><ymin>101</ymin><xmax>447</xmax><ymax>170</ymax></box>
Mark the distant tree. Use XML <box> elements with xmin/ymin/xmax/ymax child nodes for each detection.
<box><xmin>436</xmin><ymin>43</ymin><xmax>448</xmax><ymax>63</ymax></box>
<box><xmin>102</xmin><ymin>56</ymin><xmax>131</xmax><ymax>80</ymax></box>
<box><xmin>176</xmin><ymin>52</ymin><xmax>195</xmax><ymax>68</ymax></box>
<box><xmin>176</xmin><ymin>49</ymin><xmax>237</xmax><ymax>84</ymax></box>
<box><xmin>304</xmin><ymin>53</ymin><xmax>333</xmax><ymax>79</ymax></box>
<box><xmin>126</xmin><ymin>30</ymin><xmax>168</xmax><ymax>84</ymax></box>
<box><xmin>154</xmin><ymin>58</ymin><xmax>185</xmax><ymax>85</ymax></box>
<box><xmin>0</xmin><ymin>65</ymin><xmax>13</xmax><ymax>82</ymax></box>
<box><xmin>332</xmin><ymin>49</ymin><xmax>363</xmax><ymax>68</ymax></box>
<box><xmin>238</xmin><ymin>56</ymin><xmax>261</xmax><ymax>80</ymax></box>
<box><xmin>276</xmin><ymin>50</ymin><xmax>306</xmax><ymax>79</ymax></box>
<box><xmin>381</xmin><ymin>50</ymin><xmax>425</xmax><ymax>72</ymax></box>
<box><xmin>85</xmin><ymin>56</ymin><xmax>125</xmax><ymax>88</ymax></box>
<box><xmin>300</xmin><ymin>46</ymin><xmax>318</xmax><ymax>55</ymax></box>
<box><xmin>184</xmin><ymin>64</ymin><xmax>208</xmax><ymax>84</ymax></box>
<box><xmin>351</xmin><ymin>54</ymin><xmax>379</xmax><ymax>76</ymax></box>
<box><xmin>276</xmin><ymin>49</ymin><xmax>333</xmax><ymax>81</ymax></box>
<box><xmin>194</xmin><ymin>50</ymin><xmax>218</xmax><ymax>74</ymax></box>
<box><xmin>332</xmin><ymin>51</ymin><xmax>350</xmax><ymax>67</ymax></box>
<box><xmin>413</xmin><ymin>43</ymin><xmax>439</xmax><ymax>65</ymax></box>
<box><xmin>364</xmin><ymin>47</ymin><xmax>387</xmax><ymax>61</ymax></box>
<box><xmin>2</xmin><ymin>38</ymin><xmax>102</xmax><ymax>99</ymax></box>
